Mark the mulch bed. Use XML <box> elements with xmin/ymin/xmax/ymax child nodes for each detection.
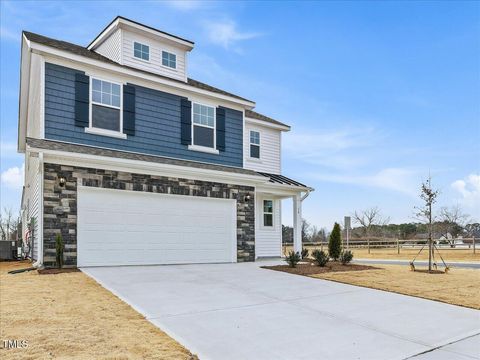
<box><xmin>38</xmin><ymin>268</ymin><xmax>80</xmax><ymax>275</ymax></box>
<box><xmin>262</xmin><ymin>261</ymin><xmax>378</xmax><ymax>276</ymax></box>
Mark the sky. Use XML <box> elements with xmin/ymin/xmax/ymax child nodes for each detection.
<box><xmin>1</xmin><ymin>0</ymin><xmax>479</xmax><ymax>229</ymax></box>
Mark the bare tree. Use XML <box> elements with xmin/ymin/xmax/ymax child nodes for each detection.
<box><xmin>352</xmin><ymin>207</ymin><xmax>390</xmax><ymax>238</ymax></box>
<box><xmin>0</xmin><ymin>207</ymin><xmax>15</xmax><ymax>241</ymax></box>
<box><xmin>437</xmin><ymin>205</ymin><xmax>470</xmax><ymax>247</ymax></box>
<box><xmin>301</xmin><ymin>219</ymin><xmax>311</xmax><ymax>243</ymax></box>
<box><xmin>414</xmin><ymin>177</ymin><xmax>439</xmax><ymax>271</ymax></box>
<box><xmin>465</xmin><ymin>223</ymin><xmax>480</xmax><ymax>238</ymax></box>
<box><xmin>310</xmin><ymin>226</ymin><xmax>327</xmax><ymax>244</ymax></box>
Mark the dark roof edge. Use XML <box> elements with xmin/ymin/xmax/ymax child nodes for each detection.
<box><xmin>245</xmin><ymin>110</ymin><xmax>290</xmax><ymax>129</ymax></box>
<box><xmin>87</xmin><ymin>16</ymin><xmax>194</xmax><ymax>49</ymax></box>
<box><xmin>26</xmin><ymin>138</ymin><xmax>259</xmax><ymax>176</ymax></box>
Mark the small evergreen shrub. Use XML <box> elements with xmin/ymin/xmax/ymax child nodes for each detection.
<box><xmin>55</xmin><ymin>233</ymin><xmax>64</xmax><ymax>268</ymax></box>
<box><xmin>285</xmin><ymin>251</ymin><xmax>301</xmax><ymax>268</ymax></box>
<box><xmin>312</xmin><ymin>249</ymin><xmax>329</xmax><ymax>267</ymax></box>
<box><xmin>340</xmin><ymin>250</ymin><xmax>353</xmax><ymax>265</ymax></box>
<box><xmin>328</xmin><ymin>223</ymin><xmax>342</xmax><ymax>261</ymax></box>
<box><xmin>301</xmin><ymin>248</ymin><xmax>309</xmax><ymax>259</ymax></box>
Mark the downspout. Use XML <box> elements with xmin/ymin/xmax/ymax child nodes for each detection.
<box><xmin>33</xmin><ymin>152</ymin><xmax>44</xmax><ymax>268</ymax></box>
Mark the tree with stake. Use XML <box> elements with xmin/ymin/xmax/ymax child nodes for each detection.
<box><xmin>329</xmin><ymin>223</ymin><xmax>342</xmax><ymax>261</ymax></box>
<box><xmin>415</xmin><ymin>176</ymin><xmax>439</xmax><ymax>271</ymax></box>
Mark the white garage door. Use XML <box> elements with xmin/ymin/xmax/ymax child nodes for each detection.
<box><xmin>77</xmin><ymin>187</ymin><xmax>236</xmax><ymax>266</ymax></box>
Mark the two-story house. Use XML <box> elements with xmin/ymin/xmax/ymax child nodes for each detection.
<box><xmin>18</xmin><ymin>16</ymin><xmax>313</xmax><ymax>267</ymax></box>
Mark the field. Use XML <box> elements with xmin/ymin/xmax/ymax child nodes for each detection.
<box><xmin>312</xmin><ymin>264</ymin><xmax>480</xmax><ymax>309</ymax></box>
<box><xmin>283</xmin><ymin>245</ymin><xmax>480</xmax><ymax>262</ymax></box>
<box><xmin>0</xmin><ymin>261</ymin><xmax>196</xmax><ymax>360</ymax></box>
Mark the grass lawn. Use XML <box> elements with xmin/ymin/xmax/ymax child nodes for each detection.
<box><xmin>0</xmin><ymin>261</ymin><xmax>196</xmax><ymax>360</ymax></box>
<box><xmin>284</xmin><ymin>245</ymin><xmax>480</xmax><ymax>262</ymax></box>
<box><xmin>312</xmin><ymin>264</ymin><xmax>480</xmax><ymax>309</ymax></box>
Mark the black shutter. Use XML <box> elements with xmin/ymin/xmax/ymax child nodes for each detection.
<box><xmin>74</xmin><ymin>73</ymin><xmax>89</xmax><ymax>127</ymax></box>
<box><xmin>123</xmin><ymin>84</ymin><xmax>135</xmax><ymax>136</ymax></box>
<box><xmin>180</xmin><ymin>98</ymin><xmax>192</xmax><ymax>145</ymax></box>
<box><xmin>216</xmin><ymin>107</ymin><xmax>226</xmax><ymax>151</ymax></box>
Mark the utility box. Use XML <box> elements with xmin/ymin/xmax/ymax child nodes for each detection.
<box><xmin>0</xmin><ymin>241</ymin><xmax>16</xmax><ymax>260</ymax></box>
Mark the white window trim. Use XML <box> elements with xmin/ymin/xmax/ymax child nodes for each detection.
<box><xmin>189</xmin><ymin>101</ymin><xmax>217</xmax><ymax>153</ymax></box>
<box><xmin>133</xmin><ymin>41</ymin><xmax>150</xmax><ymax>62</ymax></box>
<box><xmin>87</xmin><ymin>76</ymin><xmax>126</xmax><ymax>139</ymax></box>
<box><xmin>249</xmin><ymin>130</ymin><xmax>261</xmax><ymax>159</ymax></box>
<box><xmin>263</xmin><ymin>199</ymin><xmax>274</xmax><ymax>228</ymax></box>
<box><xmin>187</xmin><ymin>144</ymin><xmax>219</xmax><ymax>154</ymax></box>
<box><xmin>161</xmin><ymin>50</ymin><xmax>177</xmax><ymax>70</ymax></box>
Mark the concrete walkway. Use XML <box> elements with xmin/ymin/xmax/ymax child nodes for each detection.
<box><xmin>83</xmin><ymin>261</ymin><xmax>479</xmax><ymax>360</ymax></box>
<box><xmin>354</xmin><ymin>259</ymin><xmax>480</xmax><ymax>269</ymax></box>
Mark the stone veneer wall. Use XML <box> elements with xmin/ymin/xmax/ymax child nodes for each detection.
<box><xmin>43</xmin><ymin>163</ymin><xmax>255</xmax><ymax>267</ymax></box>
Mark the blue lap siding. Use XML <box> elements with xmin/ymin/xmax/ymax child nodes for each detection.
<box><xmin>44</xmin><ymin>63</ymin><xmax>244</xmax><ymax>167</ymax></box>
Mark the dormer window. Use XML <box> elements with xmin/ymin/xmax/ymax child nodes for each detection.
<box><xmin>250</xmin><ymin>131</ymin><xmax>260</xmax><ymax>159</ymax></box>
<box><xmin>134</xmin><ymin>42</ymin><xmax>149</xmax><ymax>61</ymax></box>
<box><xmin>162</xmin><ymin>51</ymin><xmax>176</xmax><ymax>69</ymax></box>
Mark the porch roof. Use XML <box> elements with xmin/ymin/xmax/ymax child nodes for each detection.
<box><xmin>257</xmin><ymin>172</ymin><xmax>310</xmax><ymax>189</ymax></box>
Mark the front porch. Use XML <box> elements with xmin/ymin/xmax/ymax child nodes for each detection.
<box><xmin>255</xmin><ymin>172</ymin><xmax>314</xmax><ymax>258</ymax></box>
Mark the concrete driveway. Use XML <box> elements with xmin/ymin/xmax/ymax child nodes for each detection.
<box><xmin>83</xmin><ymin>261</ymin><xmax>480</xmax><ymax>360</ymax></box>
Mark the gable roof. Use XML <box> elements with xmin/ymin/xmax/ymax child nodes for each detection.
<box><xmin>88</xmin><ymin>16</ymin><xmax>194</xmax><ymax>49</ymax></box>
<box><xmin>245</xmin><ymin>110</ymin><xmax>290</xmax><ymax>129</ymax></box>
<box><xmin>23</xmin><ymin>31</ymin><xmax>253</xmax><ymax>103</ymax></box>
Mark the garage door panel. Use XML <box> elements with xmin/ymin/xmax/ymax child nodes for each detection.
<box><xmin>78</xmin><ymin>187</ymin><xmax>236</xmax><ymax>266</ymax></box>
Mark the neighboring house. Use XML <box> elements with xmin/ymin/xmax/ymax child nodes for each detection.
<box><xmin>18</xmin><ymin>16</ymin><xmax>313</xmax><ymax>267</ymax></box>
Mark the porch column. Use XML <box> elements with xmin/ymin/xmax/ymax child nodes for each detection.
<box><xmin>292</xmin><ymin>193</ymin><xmax>302</xmax><ymax>254</ymax></box>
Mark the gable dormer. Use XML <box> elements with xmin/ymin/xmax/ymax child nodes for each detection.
<box><xmin>88</xmin><ymin>16</ymin><xmax>194</xmax><ymax>82</ymax></box>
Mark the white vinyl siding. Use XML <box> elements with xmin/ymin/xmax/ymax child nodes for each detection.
<box><xmin>122</xmin><ymin>31</ymin><xmax>186</xmax><ymax>81</ymax></box>
<box><xmin>244</xmin><ymin>122</ymin><xmax>281</xmax><ymax>174</ymax></box>
<box><xmin>95</xmin><ymin>28</ymin><xmax>122</xmax><ymax>64</ymax></box>
<box><xmin>26</xmin><ymin>53</ymin><xmax>43</xmax><ymax>138</ymax></box>
<box><xmin>255</xmin><ymin>195</ymin><xmax>282</xmax><ymax>258</ymax></box>
<box><xmin>23</xmin><ymin>155</ymin><xmax>41</xmax><ymax>260</ymax></box>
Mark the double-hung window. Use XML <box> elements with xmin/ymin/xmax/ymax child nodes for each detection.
<box><xmin>90</xmin><ymin>78</ymin><xmax>122</xmax><ymax>134</ymax></box>
<box><xmin>192</xmin><ymin>103</ymin><xmax>215</xmax><ymax>149</ymax></box>
<box><xmin>134</xmin><ymin>42</ymin><xmax>149</xmax><ymax>61</ymax></box>
<box><xmin>162</xmin><ymin>51</ymin><xmax>176</xmax><ymax>69</ymax></box>
<box><xmin>250</xmin><ymin>130</ymin><xmax>260</xmax><ymax>159</ymax></box>
<box><xmin>263</xmin><ymin>200</ymin><xmax>274</xmax><ymax>227</ymax></box>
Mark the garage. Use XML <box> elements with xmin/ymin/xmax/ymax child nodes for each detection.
<box><xmin>77</xmin><ymin>186</ymin><xmax>237</xmax><ymax>266</ymax></box>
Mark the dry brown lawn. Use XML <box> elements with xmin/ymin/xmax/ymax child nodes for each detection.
<box><xmin>311</xmin><ymin>264</ymin><xmax>480</xmax><ymax>309</ymax></box>
<box><xmin>0</xmin><ymin>261</ymin><xmax>197</xmax><ymax>360</ymax></box>
<box><xmin>284</xmin><ymin>245</ymin><xmax>480</xmax><ymax>262</ymax></box>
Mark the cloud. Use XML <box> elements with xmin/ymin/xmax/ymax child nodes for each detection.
<box><xmin>283</xmin><ymin>127</ymin><xmax>381</xmax><ymax>169</ymax></box>
<box><xmin>451</xmin><ymin>174</ymin><xmax>480</xmax><ymax>209</ymax></box>
<box><xmin>1</xmin><ymin>164</ymin><xmax>24</xmax><ymax>190</ymax></box>
<box><xmin>310</xmin><ymin>167</ymin><xmax>420</xmax><ymax>196</ymax></box>
<box><xmin>203</xmin><ymin>20</ymin><xmax>262</xmax><ymax>50</ymax></box>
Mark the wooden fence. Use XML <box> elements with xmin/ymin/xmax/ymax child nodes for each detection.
<box><xmin>283</xmin><ymin>238</ymin><xmax>477</xmax><ymax>254</ymax></box>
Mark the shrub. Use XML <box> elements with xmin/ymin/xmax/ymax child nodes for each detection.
<box><xmin>328</xmin><ymin>223</ymin><xmax>342</xmax><ymax>261</ymax></box>
<box><xmin>312</xmin><ymin>249</ymin><xmax>329</xmax><ymax>267</ymax></box>
<box><xmin>55</xmin><ymin>233</ymin><xmax>64</xmax><ymax>268</ymax></box>
<box><xmin>285</xmin><ymin>251</ymin><xmax>301</xmax><ymax>268</ymax></box>
<box><xmin>340</xmin><ymin>250</ymin><xmax>353</xmax><ymax>265</ymax></box>
<box><xmin>301</xmin><ymin>248</ymin><xmax>309</xmax><ymax>259</ymax></box>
